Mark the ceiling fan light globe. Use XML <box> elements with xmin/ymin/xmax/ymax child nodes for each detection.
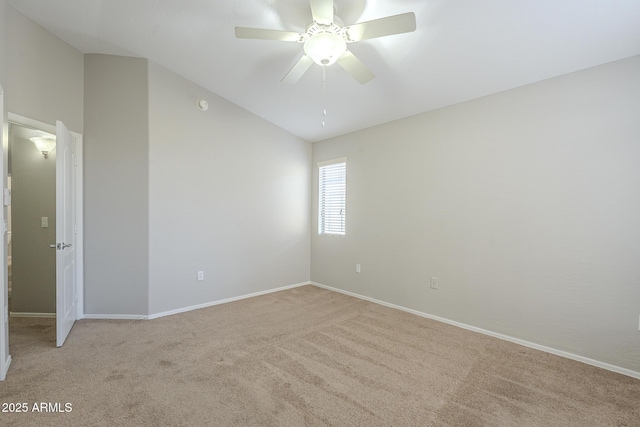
<box><xmin>304</xmin><ymin>32</ymin><xmax>346</xmax><ymax>66</ymax></box>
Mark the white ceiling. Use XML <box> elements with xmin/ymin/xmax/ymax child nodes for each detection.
<box><xmin>7</xmin><ymin>0</ymin><xmax>640</xmax><ymax>142</ymax></box>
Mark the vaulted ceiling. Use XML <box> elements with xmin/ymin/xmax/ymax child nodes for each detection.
<box><xmin>7</xmin><ymin>0</ymin><xmax>640</xmax><ymax>142</ymax></box>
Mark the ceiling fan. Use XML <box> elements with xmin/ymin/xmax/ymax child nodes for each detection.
<box><xmin>235</xmin><ymin>0</ymin><xmax>416</xmax><ymax>84</ymax></box>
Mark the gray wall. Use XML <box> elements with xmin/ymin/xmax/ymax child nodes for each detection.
<box><xmin>148</xmin><ymin>62</ymin><xmax>311</xmax><ymax>315</ymax></box>
<box><xmin>6</xmin><ymin>7</ymin><xmax>83</xmax><ymax>133</ymax></box>
<box><xmin>9</xmin><ymin>125</ymin><xmax>56</xmax><ymax>313</ymax></box>
<box><xmin>83</xmin><ymin>54</ymin><xmax>149</xmax><ymax>315</ymax></box>
<box><xmin>311</xmin><ymin>55</ymin><xmax>640</xmax><ymax>374</ymax></box>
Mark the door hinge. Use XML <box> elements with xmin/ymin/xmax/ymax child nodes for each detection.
<box><xmin>73</xmin><ymin>154</ymin><xmax>78</xmax><ymax>166</ymax></box>
<box><xmin>74</xmin><ymin>224</ymin><xmax>78</xmax><ymax>234</ymax></box>
<box><xmin>3</xmin><ymin>188</ymin><xmax>10</xmax><ymax>206</ymax></box>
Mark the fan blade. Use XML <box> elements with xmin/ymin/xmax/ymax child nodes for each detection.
<box><xmin>281</xmin><ymin>55</ymin><xmax>314</xmax><ymax>84</ymax></box>
<box><xmin>310</xmin><ymin>0</ymin><xmax>333</xmax><ymax>25</ymax></box>
<box><xmin>336</xmin><ymin>50</ymin><xmax>374</xmax><ymax>84</ymax></box>
<box><xmin>235</xmin><ymin>27</ymin><xmax>304</xmax><ymax>42</ymax></box>
<box><xmin>344</xmin><ymin>12</ymin><xmax>416</xmax><ymax>42</ymax></box>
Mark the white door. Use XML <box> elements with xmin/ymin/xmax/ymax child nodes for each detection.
<box><xmin>56</xmin><ymin>121</ymin><xmax>77</xmax><ymax>347</ymax></box>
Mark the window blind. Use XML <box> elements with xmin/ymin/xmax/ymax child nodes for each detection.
<box><xmin>318</xmin><ymin>158</ymin><xmax>346</xmax><ymax>235</ymax></box>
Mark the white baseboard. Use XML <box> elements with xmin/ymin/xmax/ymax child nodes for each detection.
<box><xmin>10</xmin><ymin>312</ymin><xmax>56</xmax><ymax>318</ymax></box>
<box><xmin>82</xmin><ymin>314</ymin><xmax>146</xmax><ymax>320</ymax></box>
<box><xmin>147</xmin><ymin>281</ymin><xmax>310</xmax><ymax>320</ymax></box>
<box><xmin>311</xmin><ymin>282</ymin><xmax>640</xmax><ymax>380</ymax></box>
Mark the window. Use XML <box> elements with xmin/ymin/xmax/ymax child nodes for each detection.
<box><xmin>318</xmin><ymin>157</ymin><xmax>346</xmax><ymax>235</ymax></box>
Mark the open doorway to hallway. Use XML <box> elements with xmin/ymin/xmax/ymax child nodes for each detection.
<box><xmin>1</xmin><ymin>113</ymin><xmax>84</xmax><ymax>380</ymax></box>
<box><xmin>7</xmin><ymin>122</ymin><xmax>57</xmax><ymax>348</ymax></box>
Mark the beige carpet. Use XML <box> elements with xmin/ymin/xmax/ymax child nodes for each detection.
<box><xmin>1</xmin><ymin>285</ymin><xmax>639</xmax><ymax>426</ymax></box>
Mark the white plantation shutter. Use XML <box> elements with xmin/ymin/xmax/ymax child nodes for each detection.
<box><xmin>318</xmin><ymin>158</ymin><xmax>346</xmax><ymax>235</ymax></box>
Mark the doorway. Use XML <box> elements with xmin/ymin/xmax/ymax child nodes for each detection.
<box><xmin>0</xmin><ymin>113</ymin><xmax>84</xmax><ymax>380</ymax></box>
<box><xmin>8</xmin><ymin>122</ymin><xmax>57</xmax><ymax>318</ymax></box>
<box><xmin>7</xmin><ymin>122</ymin><xmax>58</xmax><ymax>346</ymax></box>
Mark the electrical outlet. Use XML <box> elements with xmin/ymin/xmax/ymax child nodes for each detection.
<box><xmin>430</xmin><ymin>277</ymin><xmax>439</xmax><ymax>290</ymax></box>
<box><xmin>197</xmin><ymin>271</ymin><xmax>204</xmax><ymax>281</ymax></box>
<box><xmin>356</xmin><ymin>264</ymin><xmax>361</xmax><ymax>273</ymax></box>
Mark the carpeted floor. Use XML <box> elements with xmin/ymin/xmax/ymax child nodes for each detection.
<box><xmin>1</xmin><ymin>285</ymin><xmax>639</xmax><ymax>426</ymax></box>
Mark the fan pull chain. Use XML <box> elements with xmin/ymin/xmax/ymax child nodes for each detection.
<box><xmin>322</xmin><ymin>66</ymin><xmax>327</xmax><ymax>127</ymax></box>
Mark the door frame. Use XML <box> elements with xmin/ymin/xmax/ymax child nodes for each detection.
<box><xmin>0</xmin><ymin>113</ymin><xmax>83</xmax><ymax>374</ymax></box>
<box><xmin>0</xmin><ymin>85</ymin><xmax>7</xmax><ymax>380</ymax></box>
<box><xmin>7</xmin><ymin>113</ymin><xmax>84</xmax><ymax>318</ymax></box>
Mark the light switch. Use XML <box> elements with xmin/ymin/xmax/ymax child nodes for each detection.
<box><xmin>41</xmin><ymin>217</ymin><xmax>48</xmax><ymax>228</ymax></box>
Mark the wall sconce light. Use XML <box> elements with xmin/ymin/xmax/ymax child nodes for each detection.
<box><xmin>29</xmin><ymin>136</ymin><xmax>56</xmax><ymax>159</ymax></box>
